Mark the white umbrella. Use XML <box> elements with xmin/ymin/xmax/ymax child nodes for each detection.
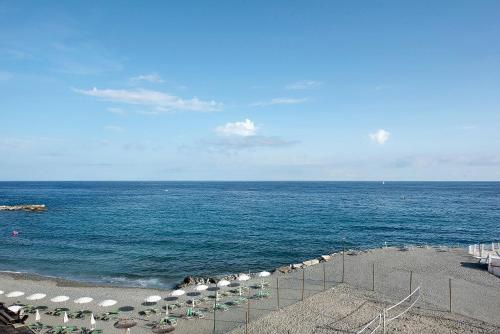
<box><xmin>145</xmin><ymin>295</ymin><xmax>162</xmax><ymax>303</ymax></box>
<box><xmin>6</xmin><ymin>291</ymin><xmax>25</xmax><ymax>298</ymax></box>
<box><xmin>35</xmin><ymin>309</ymin><xmax>41</xmax><ymax>322</ymax></box>
<box><xmin>51</xmin><ymin>296</ymin><xmax>70</xmax><ymax>303</ymax></box>
<box><xmin>74</xmin><ymin>297</ymin><xmax>93</xmax><ymax>304</ymax></box>
<box><xmin>171</xmin><ymin>289</ymin><xmax>185</xmax><ymax>297</ymax></box>
<box><xmin>8</xmin><ymin>305</ymin><xmax>23</xmax><ymax>313</ymax></box>
<box><xmin>194</xmin><ymin>284</ymin><xmax>208</xmax><ymax>292</ymax></box>
<box><xmin>98</xmin><ymin>299</ymin><xmax>117</xmax><ymax>307</ymax></box>
<box><xmin>192</xmin><ymin>285</ymin><xmax>208</xmax><ymax>311</ymax></box>
<box><xmin>258</xmin><ymin>271</ymin><xmax>271</xmax><ymax>289</ymax></box>
<box><xmin>238</xmin><ymin>274</ymin><xmax>250</xmax><ymax>282</ymax></box>
<box><xmin>27</xmin><ymin>293</ymin><xmax>46</xmax><ymax>301</ymax></box>
<box><xmin>238</xmin><ymin>274</ymin><xmax>251</xmax><ymax>296</ymax></box>
<box><xmin>63</xmin><ymin>311</ymin><xmax>69</xmax><ymax>324</ymax></box>
<box><xmin>216</xmin><ymin>279</ymin><xmax>230</xmax><ymax>287</ymax></box>
<box><xmin>0</xmin><ymin>290</ymin><xmax>4</xmax><ymax>295</ymax></box>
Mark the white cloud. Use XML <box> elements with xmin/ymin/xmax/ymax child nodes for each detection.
<box><xmin>216</xmin><ymin>119</ymin><xmax>256</xmax><ymax>137</ymax></box>
<box><xmin>130</xmin><ymin>73</ymin><xmax>164</xmax><ymax>83</ymax></box>
<box><xmin>285</xmin><ymin>80</ymin><xmax>322</xmax><ymax>90</ymax></box>
<box><xmin>251</xmin><ymin>97</ymin><xmax>308</xmax><ymax>107</ymax></box>
<box><xmin>76</xmin><ymin>87</ymin><xmax>222</xmax><ymax>112</ymax></box>
<box><xmin>369</xmin><ymin>129</ymin><xmax>390</xmax><ymax>144</ymax></box>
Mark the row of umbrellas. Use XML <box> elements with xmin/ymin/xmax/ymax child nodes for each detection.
<box><xmin>0</xmin><ymin>290</ymin><xmax>117</xmax><ymax>307</ymax></box>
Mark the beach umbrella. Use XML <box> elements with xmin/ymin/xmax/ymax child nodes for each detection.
<box><xmin>6</xmin><ymin>291</ymin><xmax>25</xmax><ymax>298</ymax></box>
<box><xmin>194</xmin><ymin>284</ymin><xmax>208</xmax><ymax>292</ymax></box>
<box><xmin>216</xmin><ymin>279</ymin><xmax>230</xmax><ymax>287</ymax></box>
<box><xmin>145</xmin><ymin>295</ymin><xmax>162</xmax><ymax>303</ymax></box>
<box><xmin>27</xmin><ymin>293</ymin><xmax>46</xmax><ymax>301</ymax></box>
<box><xmin>63</xmin><ymin>311</ymin><xmax>69</xmax><ymax>324</ymax></box>
<box><xmin>171</xmin><ymin>289</ymin><xmax>185</xmax><ymax>297</ymax></box>
<box><xmin>74</xmin><ymin>297</ymin><xmax>93</xmax><ymax>304</ymax></box>
<box><xmin>258</xmin><ymin>271</ymin><xmax>271</xmax><ymax>289</ymax></box>
<box><xmin>0</xmin><ymin>290</ymin><xmax>4</xmax><ymax>295</ymax></box>
<box><xmin>237</xmin><ymin>274</ymin><xmax>250</xmax><ymax>296</ymax></box>
<box><xmin>90</xmin><ymin>313</ymin><xmax>96</xmax><ymax>329</ymax></box>
<box><xmin>8</xmin><ymin>305</ymin><xmax>23</xmax><ymax>313</ymax></box>
<box><xmin>51</xmin><ymin>295</ymin><xmax>70</xmax><ymax>303</ymax></box>
<box><xmin>98</xmin><ymin>299</ymin><xmax>117</xmax><ymax>307</ymax></box>
<box><xmin>35</xmin><ymin>309</ymin><xmax>41</xmax><ymax>322</ymax></box>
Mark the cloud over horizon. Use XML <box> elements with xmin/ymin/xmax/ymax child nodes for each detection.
<box><xmin>369</xmin><ymin>129</ymin><xmax>390</xmax><ymax>145</ymax></box>
<box><xmin>130</xmin><ymin>73</ymin><xmax>164</xmax><ymax>83</ymax></box>
<box><xmin>216</xmin><ymin>119</ymin><xmax>257</xmax><ymax>137</ymax></box>
<box><xmin>76</xmin><ymin>87</ymin><xmax>222</xmax><ymax>113</ymax></box>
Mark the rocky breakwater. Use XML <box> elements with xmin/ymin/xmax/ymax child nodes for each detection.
<box><xmin>0</xmin><ymin>204</ymin><xmax>46</xmax><ymax>212</ymax></box>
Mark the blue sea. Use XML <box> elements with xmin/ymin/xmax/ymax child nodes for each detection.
<box><xmin>1</xmin><ymin>182</ymin><xmax>499</xmax><ymax>289</ymax></box>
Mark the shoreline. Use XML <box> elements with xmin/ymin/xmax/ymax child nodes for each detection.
<box><xmin>0</xmin><ymin>243</ymin><xmax>463</xmax><ymax>291</ymax></box>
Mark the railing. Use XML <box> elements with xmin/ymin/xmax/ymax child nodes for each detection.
<box><xmin>356</xmin><ymin>286</ymin><xmax>420</xmax><ymax>334</ymax></box>
<box><xmin>356</xmin><ymin>313</ymin><xmax>382</xmax><ymax>334</ymax></box>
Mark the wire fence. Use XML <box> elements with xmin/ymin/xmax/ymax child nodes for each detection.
<box><xmin>4</xmin><ymin>244</ymin><xmax>500</xmax><ymax>334</ymax></box>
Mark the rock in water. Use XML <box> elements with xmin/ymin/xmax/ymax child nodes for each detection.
<box><xmin>0</xmin><ymin>204</ymin><xmax>46</xmax><ymax>212</ymax></box>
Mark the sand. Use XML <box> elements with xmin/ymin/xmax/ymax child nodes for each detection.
<box><xmin>1</xmin><ymin>246</ymin><xmax>499</xmax><ymax>333</ymax></box>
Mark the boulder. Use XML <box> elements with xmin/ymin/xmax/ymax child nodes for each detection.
<box><xmin>278</xmin><ymin>266</ymin><xmax>291</xmax><ymax>274</ymax></box>
<box><xmin>319</xmin><ymin>255</ymin><xmax>331</xmax><ymax>262</ymax></box>
<box><xmin>292</xmin><ymin>263</ymin><xmax>303</xmax><ymax>269</ymax></box>
<box><xmin>302</xmin><ymin>259</ymin><xmax>320</xmax><ymax>267</ymax></box>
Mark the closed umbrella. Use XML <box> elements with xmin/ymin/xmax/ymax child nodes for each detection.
<box><xmin>27</xmin><ymin>293</ymin><xmax>46</xmax><ymax>301</ymax></box>
<box><xmin>6</xmin><ymin>291</ymin><xmax>25</xmax><ymax>298</ymax></box>
<box><xmin>90</xmin><ymin>313</ymin><xmax>96</xmax><ymax>329</ymax></box>
<box><xmin>63</xmin><ymin>311</ymin><xmax>69</xmax><ymax>324</ymax></box>
<box><xmin>35</xmin><ymin>309</ymin><xmax>41</xmax><ymax>322</ymax></box>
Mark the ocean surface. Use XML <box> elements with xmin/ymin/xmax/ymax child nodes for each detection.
<box><xmin>1</xmin><ymin>181</ymin><xmax>499</xmax><ymax>289</ymax></box>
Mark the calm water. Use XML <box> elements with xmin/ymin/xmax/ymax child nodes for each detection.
<box><xmin>1</xmin><ymin>182</ymin><xmax>499</xmax><ymax>288</ymax></box>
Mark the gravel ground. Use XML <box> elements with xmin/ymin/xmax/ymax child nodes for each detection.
<box><xmin>1</xmin><ymin>246</ymin><xmax>499</xmax><ymax>333</ymax></box>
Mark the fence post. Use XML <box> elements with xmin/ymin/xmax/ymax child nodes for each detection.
<box><xmin>247</xmin><ymin>296</ymin><xmax>250</xmax><ymax>321</ymax></box>
<box><xmin>372</xmin><ymin>263</ymin><xmax>375</xmax><ymax>291</ymax></box>
<box><xmin>276</xmin><ymin>276</ymin><xmax>280</xmax><ymax>309</ymax></box>
<box><xmin>449</xmin><ymin>278</ymin><xmax>452</xmax><ymax>313</ymax></box>
<box><xmin>409</xmin><ymin>271</ymin><xmax>413</xmax><ymax>296</ymax></box>
<box><xmin>213</xmin><ymin>288</ymin><xmax>217</xmax><ymax>334</ymax></box>
<box><xmin>342</xmin><ymin>238</ymin><xmax>345</xmax><ymax>283</ymax></box>
<box><xmin>382</xmin><ymin>309</ymin><xmax>386</xmax><ymax>334</ymax></box>
<box><xmin>323</xmin><ymin>262</ymin><xmax>326</xmax><ymax>291</ymax></box>
<box><xmin>245</xmin><ymin>311</ymin><xmax>248</xmax><ymax>334</ymax></box>
<box><xmin>301</xmin><ymin>268</ymin><xmax>305</xmax><ymax>301</ymax></box>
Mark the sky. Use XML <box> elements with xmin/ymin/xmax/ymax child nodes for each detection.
<box><xmin>1</xmin><ymin>0</ymin><xmax>499</xmax><ymax>181</ymax></box>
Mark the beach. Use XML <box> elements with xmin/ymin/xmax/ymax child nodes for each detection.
<box><xmin>1</xmin><ymin>246</ymin><xmax>499</xmax><ymax>333</ymax></box>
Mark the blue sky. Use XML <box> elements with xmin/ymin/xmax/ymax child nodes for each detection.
<box><xmin>1</xmin><ymin>1</ymin><xmax>499</xmax><ymax>180</ymax></box>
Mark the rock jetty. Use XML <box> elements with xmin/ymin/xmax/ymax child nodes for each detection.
<box><xmin>0</xmin><ymin>204</ymin><xmax>46</xmax><ymax>212</ymax></box>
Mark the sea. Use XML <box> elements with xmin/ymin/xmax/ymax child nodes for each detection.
<box><xmin>1</xmin><ymin>181</ymin><xmax>499</xmax><ymax>289</ymax></box>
